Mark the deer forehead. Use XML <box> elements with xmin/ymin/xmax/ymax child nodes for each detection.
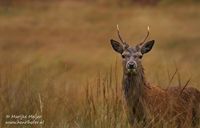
<box><xmin>122</xmin><ymin>47</ymin><xmax>141</xmax><ymax>56</ymax></box>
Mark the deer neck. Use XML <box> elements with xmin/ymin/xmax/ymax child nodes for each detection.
<box><xmin>123</xmin><ymin>64</ymin><xmax>146</xmax><ymax>96</ymax></box>
<box><xmin>123</xmin><ymin>64</ymin><xmax>147</xmax><ymax>107</ymax></box>
<box><xmin>122</xmin><ymin>65</ymin><xmax>148</xmax><ymax>122</ymax></box>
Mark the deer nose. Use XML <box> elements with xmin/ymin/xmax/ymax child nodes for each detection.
<box><xmin>128</xmin><ymin>62</ymin><xmax>137</xmax><ymax>69</ymax></box>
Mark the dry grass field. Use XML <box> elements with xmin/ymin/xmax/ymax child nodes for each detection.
<box><xmin>0</xmin><ymin>1</ymin><xmax>200</xmax><ymax>128</ymax></box>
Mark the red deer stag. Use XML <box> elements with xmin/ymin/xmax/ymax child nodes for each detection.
<box><xmin>110</xmin><ymin>25</ymin><xmax>200</xmax><ymax>128</ymax></box>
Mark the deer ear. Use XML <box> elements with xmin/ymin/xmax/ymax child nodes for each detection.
<box><xmin>141</xmin><ymin>40</ymin><xmax>155</xmax><ymax>54</ymax></box>
<box><xmin>110</xmin><ymin>39</ymin><xmax>124</xmax><ymax>54</ymax></box>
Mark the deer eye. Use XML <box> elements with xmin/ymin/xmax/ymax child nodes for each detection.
<box><xmin>138</xmin><ymin>55</ymin><xmax>143</xmax><ymax>59</ymax></box>
<box><xmin>122</xmin><ymin>55</ymin><xmax>125</xmax><ymax>58</ymax></box>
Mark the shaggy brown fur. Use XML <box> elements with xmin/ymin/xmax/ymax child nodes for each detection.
<box><xmin>110</xmin><ymin>31</ymin><xmax>200</xmax><ymax>127</ymax></box>
<box><xmin>123</xmin><ymin>68</ymin><xmax>200</xmax><ymax>127</ymax></box>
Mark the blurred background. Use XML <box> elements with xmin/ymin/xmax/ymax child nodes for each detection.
<box><xmin>0</xmin><ymin>0</ymin><xmax>200</xmax><ymax>128</ymax></box>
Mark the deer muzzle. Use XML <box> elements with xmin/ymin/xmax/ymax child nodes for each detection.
<box><xmin>127</xmin><ymin>61</ymin><xmax>137</xmax><ymax>74</ymax></box>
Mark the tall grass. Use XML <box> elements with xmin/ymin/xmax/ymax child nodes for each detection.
<box><xmin>0</xmin><ymin>60</ymin><xmax>130</xmax><ymax>128</ymax></box>
<box><xmin>0</xmin><ymin>60</ymin><xmax>197</xmax><ymax>128</ymax></box>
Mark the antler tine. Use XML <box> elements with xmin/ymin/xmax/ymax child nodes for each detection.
<box><xmin>116</xmin><ymin>25</ymin><xmax>129</xmax><ymax>48</ymax></box>
<box><xmin>117</xmin><ymin>24</ymin><xmax>124</xmax><ymax>44</ymax></box>
<box><xmin>140</xmin><ymin>26</ymin><xmax>150</xmax><ymax>45</ymax></box>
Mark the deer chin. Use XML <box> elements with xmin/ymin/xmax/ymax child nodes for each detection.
<box><xmin>128</xmin><ymin>69</ymin><xmax>137</xmax><ymax>75</ymax></box>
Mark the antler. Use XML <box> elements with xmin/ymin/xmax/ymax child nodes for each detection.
<box><xmin>117</xmin><ymin>25</ymin><xmax>129</xmax><ymax>49</ymax></box>
<box><xmin>140</xmin><ymin>26</ymin><xmax>150</xmax><ymax>45</ymax></box>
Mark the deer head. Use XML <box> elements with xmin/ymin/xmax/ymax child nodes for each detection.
<box><xmin>110</xmin><ymin>25</ymin><xmax>155</xmax><ymax>75</ymax></box>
